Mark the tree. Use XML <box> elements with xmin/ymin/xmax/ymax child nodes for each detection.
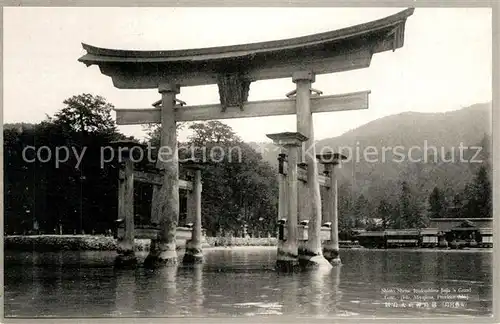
<box><xmin>474</xmin><ymin>165</ymin><xmax>492</xmax><ymax>218</ymax></box>
<box><xmin>53</xmin><ymin>93</ymin><xmax>117</xmax><ymax>134</ymax></box>
<box><xmin>377</xmin><ymin>199</ymin><xmax>393</xmax><ymax>229</ymax></box>
<box><xmin>147</xmin><ymin>120</ymin><xmax>278</xmax><ymax>237</ymax></box>
<box><xmin>396</xmin><ymin>181</ymin><xmax>411</xmax><ymax>229</ymax></box>
<box><xmin>50</xmin><ymin>94</ymin><xmax>124</xmax><ymax>233</ymax></box>
<box><xmin>188</xmin><ymin>121</ymin><xmax>239</xmax><ymax>146</ymax></box>
<box><xmin>428</xmin><ymin>186</ymin><xmax>445</xmax><ymax>219</ymax></box>
<box><xmin>4</xmin><ymin>126</ymin><xmax>38</xmax><ymax>233</ymax></box>
<box><xmin>450</xmin><ymin>192</ymin><xmax>465</xmax><ymax>218</ymax></box>
<box><xmin>4</xmin><ymin>94</ymin><xmax>127</xmax><ymax>235</ymax></box>
<box><xmin>463</xmin><ymin>165</ymin><xmax>492</xmax><ymax>218</ymax></box>
<box><xmin>395</xmin><ymin>181</ymin><xmax>428</xmax><ymax>229</ymax></box>
<box><xmin>337</xmin><ymin>183</ymin><xmax>353</xmax><ymax>231</ymax></box>
<box><xmin>144</xmin><ymin>122</ymin><xmax>185</xmax><ymax>148</ymax></box>
<box><xmin>352</xmin><ymin>194</ymin><xmax>369</xmax><ymax>228</ymax></box>
<box><xmin>412</xmin><ymin>198</ymin><xmax>429</xmax><ymax>229</ymax></box>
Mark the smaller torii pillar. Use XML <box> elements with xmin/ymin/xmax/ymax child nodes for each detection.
<box><xmin>267</xmin><ymin>132</ymin><xmax>308</xmax><ymax>271</ymax></box>
<box><xmin>182</xmin><ymin>159</ymin><xmax>204</xmax><ymax>264</ymax></box>
<box><xmin>111</xmin><ymin>140</ymin><xmax>145</xmax><ymax>268</ymax></box>
<box><xmin>277</xmin><ymin>150</ymin><xmax>288</xmax><ymax>226</ymax></box>
<box><xmin>317</xmin><ymin>152</ymin><xmax>347</xmax><ymax>265</ymax></box>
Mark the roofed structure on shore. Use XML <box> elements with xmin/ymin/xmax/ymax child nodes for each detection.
<box><xmin>429</xmin><ymin>218</ymin><xmax>493</xmax><ymax>232</ymax></box>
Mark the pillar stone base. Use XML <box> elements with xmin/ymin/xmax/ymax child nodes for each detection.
<box><xmin>144</xmin><ymin>253</ymin><xmax>178</xmax><ymax>268</ymax></box>
<box><xmin>323</xmin><ymin>245</ymin><xmax>341</xmax><ymax>265</ymax></box>
<box><xmin>183</xmin><ymin>240</ymin><xmax>204</xmax><ymax>264</ymax></box>
<box><xmin>277</xmin><ymin>242</ymin><xmax>299</xmax><ymax>272</ymax></box>
<box><xmin>144</xmin><ymin>240</ymin><xmax>178</xmax><ymax>268</ymax></box>
<box><xmin>276</xmin><ymin>259</ymin><xmax>299</xmax><ymax>272</ymax></box>
<box><xmin>114</xmin><ymin>251</ymin><xmax>137</xmax><ymax>269</ymax></box>
<box><xmin>298</xmin><ymin>249</ymin><xmax>333</xmax><ymax>270</ymax></box>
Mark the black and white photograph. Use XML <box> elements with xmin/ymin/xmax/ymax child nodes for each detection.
<box><xmin>2</xmin><ymin>5</ymin><xmax>496</xmax><ymax>321</ymax></box>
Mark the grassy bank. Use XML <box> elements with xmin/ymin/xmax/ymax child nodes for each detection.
<box><xmin>4</xmin><ymin>235</ymin><xmax>278</xmax><ymax>252</ymax></box>
<box><xmin>5</xmin><ymin>235</ymin><xmax>488</xmax><ymax>252</ymax></box>
<box><xmin>5</xmin><ymin>235</ymin><xmax>129</xmax><ymax>252</ymax></box>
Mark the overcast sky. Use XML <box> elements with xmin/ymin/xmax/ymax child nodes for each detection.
<box><xmin>3</xmin><ymin>7</ymin><xmax>492</xmax><ymax>142</ymax></box>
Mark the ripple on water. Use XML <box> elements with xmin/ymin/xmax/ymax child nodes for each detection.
<box><xmin>233</xmin><ymin>302</ymin><xmax>284</xmax><ymax>316</ymax></box>
<box><xmin>3</xmin><ymin>249</ymin><xmax>493</xmax><ymax>318</ymax></box>
<box><xmin>234</xmin><ymin>302</ymin><xmax>282</xmax><ymax>309</ymax></box>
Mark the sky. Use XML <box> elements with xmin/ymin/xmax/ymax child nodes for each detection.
<box><xmin>3</xmin><ymin>7</ymin><xmax>492</xmax><ymax>143</ymax></box>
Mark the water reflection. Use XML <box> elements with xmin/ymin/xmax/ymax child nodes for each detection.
<box><xmin>3</xmin><ymin>249</ymin><xmax>493</xmax><ymax>318</ymax></box>
<box><xmin>305</xmin><ymin>268</ymin><xmax>331</xmax><ymax>317</ymax></box>
<box><xmin>189</xmin><ymin>264</ymin><xmax>205</xmax><ymax>316</ymax></box>
<box><xmin>437</xmin><ymin>252</ymin><xmax>449</xmax><ymax>282</ymax></box>
<box><xmin>332</xmin><ymin>266</ymin><xmax>342</xmax><ymax>314</ymax></box>
<box><xmin>278</xmin><ymin>272</ymin><xmax>299</xmax><ymax>315</ymax></box>
<box><xmin>113</xmin><ymin>269</ymin><xmax>137</xmax><ymax>316</ymax></box>
<box><xmin>421</xmin><ymin>252</ymin><xmax>438</xmax><ymax>285</ymax></box>
<box><xmin>30</xmin><ymin>254</ymin><xmax>43</xmax><ymax>305</ymax></box>
<box><xmin>137</xmin><ymin>266</ymin><xmax>179</xmax><ymax>316</ymax></box>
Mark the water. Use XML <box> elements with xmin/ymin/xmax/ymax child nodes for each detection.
<box><xmin>4</xmin><ymin>247</ymin><xmax>493</xmax><ymax>318</ymax></box>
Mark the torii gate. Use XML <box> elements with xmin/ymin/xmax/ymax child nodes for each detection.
<box><xmin>79</xmin><ymin>8</ymin><xmax>414</xmax><ymax>269</ymax></box>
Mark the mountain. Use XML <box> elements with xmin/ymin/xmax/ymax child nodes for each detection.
<box><xmin>316</xmin><ymin>102</ymin><xmax>491</xmax><ymax>155</ymax></box>
<box><xmin>249</xmin><ymin>102</ymin><xmax>492</xmax><ymax>206</ymax></box>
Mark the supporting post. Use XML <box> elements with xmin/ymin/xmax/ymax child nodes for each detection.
<box><xmin>186</xmin><ymin>180</ymin><xmax>196</xmax><ymax>225</ymax></box>
<box><xmin>323</xmin><ymin>165</ymin><xmax>340</xmax><ymax>264</ymax></box>
<box><xmin>277</xmin><ymin>152</ymin><xmax>288</xmax><ymax>264</ymax></box>
<box><xmin>183</xmin><ymin>163</ymin><xmax>204</xmax><ymax>264</ymax></box>
<box><xmin>330</xmin><ymin>167</ymin><xmax>340</xmax><ymax>264</ymax></box>
<box><xmin>297</xmin><ymin>168</ymin><xmax>311</xmax><ymax>223</ymax></box>
<box><xmin>293</xmin><ymin>71</ymin><xmax>331</xmax><ymax>270</ymax></box>
<box><xmin>277</xmin><ymin>151</ymin><xmax>288</xmax><ymax>224</ymax></box>
<box><xmin>145</xmin><ymin>83</ymin><xmax>180</xmax><ymax>268</ymax></box>
<box><xmin>281</xmin><ymin>142</ymin><xmax>300</xmax><ymax>270</ymax></box>
<box><xmin>318</xmin><ymin>152</ymin><xmax>347</xmax><ymax>265</ymax></box>
<box><xmin>320</xmin><ymin>185</ymin><xmax>330</xmax><ymax>224</ymax></box>
<box><xmin>267</xmin><ymin>132</ymin><xmax>308</xmax><ymax>272</ymax></box>
<box><xmin>191</xmin><ymin>264</ymin><xmax>204</xmax><ymax>314</ymax></box>
<box><xmin>115</xmin><ymin>149</ymin><xmax>137</xmax><ymax>268</ymax></box>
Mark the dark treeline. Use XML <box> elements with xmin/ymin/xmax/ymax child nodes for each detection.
<box><xmin>337</xmin><ymin>154</ymin><xmax>492</xmax><ymax>232</ymax></box>
<box><xmin>5</xmin><ymin>94</ymin><xmax>125</xmax><ymax>235</ymax></box>
<box><xmin>4</xmin><ymin>94</ymin><xmax>492</xmax><ymax>236</ymax></box>
<box><xmin>4</xmin><ymin>94</ymin><xmax>277</xmax><ymax>237</ymax></box>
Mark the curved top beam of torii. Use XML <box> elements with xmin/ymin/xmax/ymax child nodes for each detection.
<box><xmin>78</xmin><ymin>8</ymin><xmax>414</xmax><ymax>90</ymax></box>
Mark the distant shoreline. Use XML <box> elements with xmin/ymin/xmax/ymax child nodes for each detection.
<box><xmin>3</xmin><ymin>234</ymin><xmax>277</xmax><ymax>251</ymax></box>
<box><xmin>3</xmin><ymin>235</ymin><xmax>492</xmax><ymax>253</ymax></box>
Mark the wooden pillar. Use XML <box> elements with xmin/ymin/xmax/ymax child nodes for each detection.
<box><xmin>332</xmin><ymin>265</ymin><xmax>341</xmax><ymax>313</ymax></box>
<box><xmin>190</xmin><ymin>264</ymin><xmax>204</xmax><ymax>315</ymax></box>
<box><xmin>283</xmin><ymin>142</ymin><xmax>300</xmax><ymax>266</ymax></box>
<box><xmin>297</xmin><ymin>170</ymin><xmax>311</xmax><ymax>223</ymax></box>
<box><xmin>114</xmin><ymin>269</ymin><xmax>136</xmax><ymax>315</ymax></box>
<box><xmin>145</xmin><ymin>83</ymin><xmax>180</xmax><ymax>267</ymax></box>
<box><xmin>323</xmin><ymin>163</ymin><xmax>340</xmax><ymax>264</ymax></box>
<box><xmin>115</xmin><ymin>154</ymin><xmax>137</xmax><ymax>267</ymax></box>
<box><xmin>293</xmin><ymin>71</ymin><xmax>331</xmax><ymax>270</ymax></box>
<box><xmin>267</xmin><ymin>132</ymin><xmax>307</xmax><ymax>272</ymax></box>
<box><xmin>186</xmin><ymin>188</ymin><xmax>196</xmax><ymax>225</ymax></box>
<box><xmin>184</xmin><ymin>165</ymin><xmax>203</xmax><ymax>264</ymax></box>
<box><xmin>320</xmin><ymin>185</ymin><xmax>330</xmax><ymax>224</ymax></box>
<box><xmin>277</xmin><ymin>152</ymin><xmax>287</xmax><ymax>259</ymax></box>
<box><xmin>278</xmin><ymin>152</ymin><xmax>288</xmax><ymax>223</ymax></box>
<box><xmin>318</xmin><ymin>152</ymin><xmax>345</xmax><ymax>265</ymax></box>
